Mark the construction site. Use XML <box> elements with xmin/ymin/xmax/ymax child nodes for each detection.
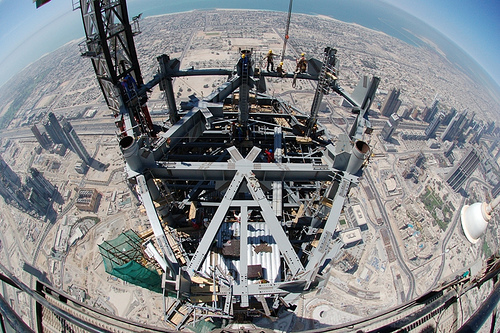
<box><xmin>1</xmin><ymin>1</ymin><xmax>500</xmax><ymax>332</ymax></box>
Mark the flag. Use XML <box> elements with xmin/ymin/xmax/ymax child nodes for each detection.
<box><xmin>34</xmin><ymin>0</ymin><xmax>52</xmax><ymax>8</ymax></box>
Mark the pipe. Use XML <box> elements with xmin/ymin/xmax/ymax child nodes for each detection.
<box><xmin>456</xmin><ymin>280</ymin><xmax>500</xmax><ymax>333</ymax></box>
<box><xmin>486</xmin><ymin>196</ymin><xmax>500</xmax><ymax>215</ymax></box>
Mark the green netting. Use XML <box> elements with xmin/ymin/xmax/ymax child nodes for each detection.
<box><xmin>187</xmin><ymin>319</ymin><xmax>221</xmax><ymax>333</ymax></box>
<box><xmin>98</xmin><ymin>230</ymin><xmax>162</xmax><ymax>293</ymax></box>
<box><xmin>112</xmin><ymin>260</ymin><xmax>162</xmax><ymax>293</ymax></box>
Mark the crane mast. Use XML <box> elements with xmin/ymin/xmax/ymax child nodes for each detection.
<box><xmin>74</xmin><ymin>0</ymin><xmax>154</xmax><ymax>137</ymax></box>
<box><xmin>280</xmin><ymin>0</ymin><xmax>293</xmax><ymax>64</ymax></box>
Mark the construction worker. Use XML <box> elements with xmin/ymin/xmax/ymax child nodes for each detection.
<box><xmin>237</xmin><ymin>53</ymin><xmax>248</xmax><ymax>76</ymax></box>
<box><xmin>264</xmin><ymin>148</ymin><xmax>274</xmax><ymax>162</ymax></box>
<box><xmin>121</xmin><ymin>74</ymin><xmax>138</xmax><ymax>100</ymax></box>
<box><xmin>296</xmin><ymin>53</ymin><xmax>307</xmax><ymax>73</ymax></box>
<box><xmin>276</xmin><ymin>62</ymin><xmax>285</xmax><ymax>77</ymax></box>
<box><xmin>265</xmin><ymin>49</ymin><xmax>275</xmax><ymax>72</ymax></box>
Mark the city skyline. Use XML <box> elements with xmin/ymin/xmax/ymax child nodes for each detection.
<box><xmin>0</xmin><ymin>0</ymin><xmax>499</xmax><ymax>95</ymax></box>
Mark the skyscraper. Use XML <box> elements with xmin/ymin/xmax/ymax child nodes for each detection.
<box><xmin>0</xmin><ymin>155</ymin><xmax>32</xmax><ymax>213</ymax></box>
<box><xmin>381</xmin><ymin>113</ymin><xmax>400</xmax><ymax>141</ymax></box>
<box><xmin>44</xmin><ymin>112</ymin><xmax>69</xmax><ymax>146</ymax></box>
<box><xmin>444</xmin><ymin>141</ymin><xmax>456</xmax><ymax>158</ymax></box>
<box><xmin>424</xmin><ymin>112</ymin><xmax>443</xmax><ymax>139</ymax></box>
<box><xmin>441</xmin><ymin>107</ymin><xmax>457</xmax><ymax>126</ymax></box>
<box><xmin>62</xmin><ymin>119</ymin><xmax>91</xmax><ymax>165</ymax></box>
<box><xmin>31</xmin><ymin>124</ymin><xmax>51</xmax><ymax>149</ymax></box>
<box><xmin>441</xmin><ymin>111</ymin><xmax>468</xmax><ymax>142</ymax></box>
<box><xmin>469</xmin><ymin>124</ymin><xmax>485</xmax><ymax>145</ymax></box>
<box><xmin>446</xmin><ymin>148</ymin><xmax>480</xmax><ymax>192</ymax></box>
<box><xmin>422</xmin><ymin>98</ymin><xmax>439</xmax><ymax>123</ymax></box>
<box><xmin>380</xmin><ymin>88</ymin><xmax>402</xmax><ymax>117</ymax></box>
<box><xmin>26</xmin><ymin>168</ymin><xmax>56</xmax><ymax>199</ymax></box>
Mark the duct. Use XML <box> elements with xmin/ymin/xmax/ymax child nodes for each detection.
<box><xmin>346</xmin><ymin>141</ymin><xmax>370</xmax><ymax>174</ymax></box>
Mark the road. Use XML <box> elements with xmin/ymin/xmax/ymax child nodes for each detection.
<box><xmin>364</xmin><ymin>169</ymin><xmax>416</xmax><ymax>301</ymax></box>
<box><xmin>430</xmin><ymin>176</ymin><xmax>489</xmax><ymax>289</ymax></box>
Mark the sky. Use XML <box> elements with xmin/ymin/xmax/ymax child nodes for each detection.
<box><xmin>0</xmin><ymin>0</ymin><xmax>499</xmax><ymax>89</ymax></box>
<box><xmin>382</xmin><ymin>0</ymin><xmax>500</xmax><ymax>88</ymax></box>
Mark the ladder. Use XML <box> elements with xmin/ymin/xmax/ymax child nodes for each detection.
<box><xmin>308</xmin><ymin>47</ymin><xmax>337</xmax><ymax>134</ymax></box>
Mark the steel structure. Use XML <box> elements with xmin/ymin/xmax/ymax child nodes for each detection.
<box><xmin>72</xmin><ymin>0</ymin><xmax>383</xmax><ymax>327</ymax></box>
<box><xmin>0</xmin><ymin>0</ymin><xmax>496</xmax><ymax>332</ymax></box>
<box><xmin>75</xmin><ymin>0</ymin><xmax>154</xmax><ymax>136</ymax></box>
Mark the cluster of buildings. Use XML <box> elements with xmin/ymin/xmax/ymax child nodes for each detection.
<box><xmin>31</xmin><ymin>112</ymin><xmax>91</xmax><ymax>173</ymax></box>
<box><xmin>0</xmin><ymin>156</ymin><xmax>57</xmax><ymax>217</ymax></box>
<box><xmin>378</xmin><ymin>88</ymin><xmax>500</xmax><ymax>195</ymax></box>
<box><xmin>380</xmin><ymin>90</ymin><xmax>495</xmax><ymax>147</ymax></box>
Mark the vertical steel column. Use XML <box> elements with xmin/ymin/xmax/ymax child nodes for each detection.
<box><xmin>78</xmin><ymin>0</ymin><xmax>153</xmax><ymax>134</ymax></box>
<box><xmin>308</xmin><ymin>47</ymin><xmax>337</xmax><ymax>134</ymax></box>
<box><xmin>158</xmin><ymin>55</ymin><xmax>179</xmax><ymax>124</ymax></box>
<box><xmin>238</xmin><ymin>50</ymin><xmax>252</xmax><ymax>127</ymax></box>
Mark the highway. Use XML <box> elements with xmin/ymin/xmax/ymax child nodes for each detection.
<box><xmin>0</xmin><ymin>118</ymin><xmax>117</xmax><ymax>140</ymax></box>
<box><xmin>364</xmin><ymin>169</ymin><xmax>416</xmax><ymax>301</ymax></box>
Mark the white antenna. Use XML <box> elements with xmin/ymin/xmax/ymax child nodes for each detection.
<box><xmin>461</xmin><ymin>196</ymin><xmax>500</xmax><ymax>243</ymax></box>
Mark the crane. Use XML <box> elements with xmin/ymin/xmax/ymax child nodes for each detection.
<box><xmin>280</xmin><ymin>0</ymin><xmax>293</xmax><ymax>64</ymax></box>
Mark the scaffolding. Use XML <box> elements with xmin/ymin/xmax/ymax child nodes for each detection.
<box><xmin>98</xmin><ymin>230</ymin><xmax>162</xmax><ymax>293</ymax></box>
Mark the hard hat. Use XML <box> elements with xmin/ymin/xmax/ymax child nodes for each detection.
<box><xmin>280</xmin><ymin>62</ymin><xmax>283</xmax><ymax>65</ymax></box>
<box><xmin>242</xmin><ymin>53</ymin><xmax>246</xmax><ymax>58</ymax></box>
<box><xmin>269</xmin><ymin>149</ymin><xmax>273</xmax><ymax>153</ymax></box>
<box><xmin>269</xmin><ymin>49</ymin><xmax>273</xmax><ymax>53</ymax></box>
<box><xmin>301</xmin><ymin>53</ymin><xmax>305</xmax><ymax>56</ymax></box>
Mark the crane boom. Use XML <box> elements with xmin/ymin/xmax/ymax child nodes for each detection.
<box><xmin>280</xmin><ymin>0</ymin><xmax>293</xmax><ymax>64</ymax></box>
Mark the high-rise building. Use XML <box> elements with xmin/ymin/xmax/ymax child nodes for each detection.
<box><xmin>44</xmin><ymin>112</ymin><xmax>69</xmax><ymax>146</ymax></box>
<box><xmin>415</xmin><ymin>152</ymin><xmax>426</xmax><ymax>168</ymax></box>
<box><xmin>469</xmin><ymin>124</ymin><xmax>485</xmax><ymax>145</ymax></box>
<box><xmin>26</xmin><ymin>168</ymin><xmax>56</xmax><ymax>215</ymax></box>
<box><xmin>31</xmin><ymin>124</ymin><xmax>51</xmax><ymax>149</ymax></box>
<box><xmin>446</xmin><ymin>148</ymin><xmax>480</xmax><ymax>192</ymax></box>
<box><xmin>62</xmin><ymin>119</ymin><xmax>92</xmax><ymax>165</ymax></box>
<box><xmin>380</xmin><ymin>88</ymin><xmax>401</xmax><ymax>117</ymax></box>
<box><xmin>27</xmin><ymin>168</ymin><xmax>56</xmax><ymax>198</ymax></box>
<box><xmin>441</xmin><ymin>111</ymin><xmax>468</xmax><ymax>142</ymax></box>
<box><xmin>0</xmin><ymin>157</ymin><xmax>56</xmax><ymax>217</ymax></box>
<box><xmin>424</xmin><ymin>112</ymin><xmax>443</xmax><ymax>139</ymax></box>
<box><xmin>0</xmin><ymin>154</ymin><xmax>20</xmax><ymax>185</ymax></box>
<box><xmin>381</xmin><ymin>113</ymin><xmax>400</xmax><ymax>141</ymax></box>
<box><xmin>441</xmin><ymin>108</ymin><xmax>457</xmax><ymax>127</ymax></box>
<box><xmin>486</xmin><ymin>121</ymin><xmax>496</xmax><ymax>135</ymax></box>
<box><xmin>444</xmin><ymin>141</ymin><xmax>456</xmax><ymax>158</ymax></box>
<box><xmin>0</xmin><ymin>155</ymin><xmax>32</xmax><ymax>213</ymax></box>
<box><xmin>422</xmin><ymin>98</ymin><xmax>439</xmax><ymax>123</ymax></box>
<box><xmin>401</xmin><ymin>107</ymin><xmax>412</xmax><ymax>120</ymax></box>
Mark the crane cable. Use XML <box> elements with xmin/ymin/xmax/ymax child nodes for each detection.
<box><xmin>280</xmin><ymin>0</ymin><xmax>294</xmax><ymax>64</ymax></box>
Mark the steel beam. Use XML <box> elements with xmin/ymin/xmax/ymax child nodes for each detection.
<box><xmin>246</xmin><ymin>173</ymin><xmax>304</xmax><ymax>276</ymax></box>
<box><xmin>303</xmin><ymin>176</ymin><xmax>355</xmax><ymax>286</ymax></box>
<box><xmin>185</xmin><ymin>171</ymin><xmax>245</xmax><ymax>276</ymax></box>
<box><xmin>150</xmin><ymin>161</ymin><xmax>337</xmax><ymax>182</ymax></box>
<box><xmin>136</xmin><ymin>175</ymin><xmax>179</xmax><ymax>278</ymax></box>
<box><xmin>238</xmin><ymin>206</ymin><xmax>249</xmax><ymax>307</ymax></box>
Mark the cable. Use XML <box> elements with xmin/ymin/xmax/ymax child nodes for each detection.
<box><xmin>280</xmin><ymin>0</ymin><xmax>294</xmax><ymax>64</ymax></box>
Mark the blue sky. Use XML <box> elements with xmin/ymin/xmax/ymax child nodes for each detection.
<box><xmin>0</xmin><ymin>0</ymin><xmax>499</xmax><ymax>88</ymax></box>
<box><xmin>382</xmin><ymin>0</ymin><xmax>500</xmax><ymax>88</ymax></box>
